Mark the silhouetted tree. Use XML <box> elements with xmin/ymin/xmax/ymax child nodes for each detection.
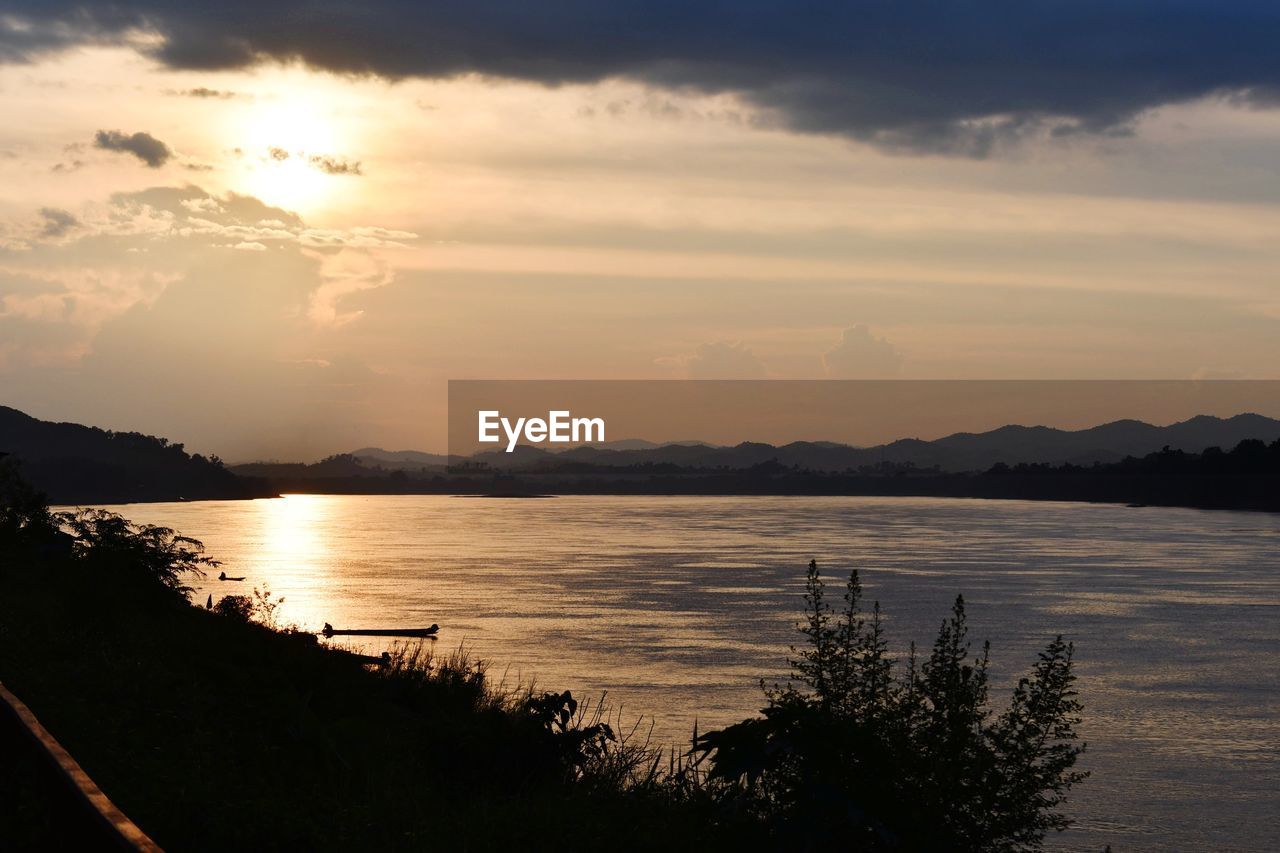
<box><xmin>55</xmin><ymin>508</ymin><xmax>216</xmax><ymax>596</ymax></box>
<box><xmin>695</xmin><ymin>560</ymin><xmax>1086</xmax><ymax>851</ymax></box>
<box><xmin>0</xmin><ymin>455</ymin><xmax>54</xmax><ymax>543</ymax></box>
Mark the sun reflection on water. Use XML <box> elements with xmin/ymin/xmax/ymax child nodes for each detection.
<box><xmin>260</xmin><ymin>494</ymin><xmax>330</xmax><ymax>570</ymax></box>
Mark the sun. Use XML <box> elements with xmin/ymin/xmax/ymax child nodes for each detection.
<box><xmin>235</xmin><ymin>93</ymin><xmax>346</xmax><ymax>211</ymax></box>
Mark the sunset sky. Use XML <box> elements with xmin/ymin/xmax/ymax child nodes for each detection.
<box><xmin>2</xmin><ymin>3</ymin><xmax>1279</xmax><ymax>459</ymax></box>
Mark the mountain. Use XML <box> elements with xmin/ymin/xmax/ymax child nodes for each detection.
<box><xmin>0</xmin><ymin>405</ymin><xmax>271</xmax><ymax>504</ymax></box>
<box><xmin>548</xmin><ymin>438</ymin><xmax>715</xmax><ymax>452</ymax></box>
<box><xmin>349</xmin><ymin>447</ymin><xmax>450</xmax><ymax>468</ymax></box>
<box><xmin>457</xmin><ymin>413</ymin><xmax>1280</xmax><ymax>473</ymax></box>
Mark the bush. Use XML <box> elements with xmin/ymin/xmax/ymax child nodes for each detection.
<box><xmin>53</xmin><ymin>508</ymin><xmax>216</xmax><ymax>595</ymax></box>
<box><xmin>694</xmin><ymin>560</ymin><xmax>1086</xmax><ymax>851</ymax></box>
<box><xmin>212</xmin><ymin>594</ymin><xmax>254</xmax><ymax>621</ymax></box>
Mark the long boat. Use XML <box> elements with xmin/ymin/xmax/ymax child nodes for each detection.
<box><xmin>321</xmin><ymin>622</ymin><xmax>438</xmax><ymax>638</ymax></box>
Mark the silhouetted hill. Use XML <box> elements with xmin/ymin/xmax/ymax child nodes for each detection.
<box><xmin>349</xmin><ymin>447</ymin><xmax>450</xmax><ymax>468</ymax></box>
<box><xmin>233</xmin><ymin>453</ymin><xmax>399</xmax><ymax>480</ymax></box>
<box><xmin>459</xmin><ymin>413</ymin><xmax>1280</xmax><ymax>473</ymax></box>
<box><xmin>0</xmin><ymin>406</ymin><xmax>272</xmax><ymax>504</ymax></box>
<box><xmin>229</xmin><ymin>413</ymin><xmax>1280</xmax><ymax>487</ymax></box>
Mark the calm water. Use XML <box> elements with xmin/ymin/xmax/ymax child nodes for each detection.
<box><xmin>108</xmin><ymin>494</ymin><xmax>1279</xmax><ymax>851</ymax></box>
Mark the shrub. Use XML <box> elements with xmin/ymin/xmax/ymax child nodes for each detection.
<box><xmin>213</xmin><ymin>594</ymin><xmax>254</xmax><ymax>621</ymax></box>
<box><xmin>525</xmin><ymin>689</ymin><xmax>616</xmax><ymax>775</ymax></box>
<box><xmin>694</xmin><ymin>560</ymin><xmax>1086</xmax><ymax>851</ymax></box>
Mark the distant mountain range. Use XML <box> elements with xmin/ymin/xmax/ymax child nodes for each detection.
<box><xmin>6</xmin><ymin>402</ymin><xmax>1280</xmax><ymax>504</ymax></box>
<box><xmin>231</xmin><ymin>415</ymin><xmax>1280</xmax><ymax>512</ymax></box>
<box><xmin>349</xmin><ymin>413</ymin><xmax>1280</xmax><ymax>475</ymax></box>
<box><xmin>341</xmin><ymin>439</ymin><xmax>714</xmax><ymax>471</ymax></box>
<box><xmin>0</xmin><ymin>405</ymin><xmax>270</xmax><ymax>503</ymax></box>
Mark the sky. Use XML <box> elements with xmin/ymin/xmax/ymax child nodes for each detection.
<box><xmin>1</xmin><ymin>2</ymin><xmax>1279</xmax><ymax>459</ymax></box>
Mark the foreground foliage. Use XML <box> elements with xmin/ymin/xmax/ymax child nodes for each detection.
<box><xmin>694</xmin><ymin>560</ymin><xmax>1086</xmax><ymax>851</ymax></box>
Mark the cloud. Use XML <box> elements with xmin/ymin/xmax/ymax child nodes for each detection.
<box><xmin>0</xmin><ymin>183</ymin><xmax>414</xmax><ymax>440</ymax></box>
<box><xmin>665</xmin><ymin>341</ymin><xmax>767</xmax><ymax>379</ymax></box>
<box><xmin>14</xmin><ymin>185</ymin><xmax>416</xmax><ymax>301</ymax></box>
<box><xmin>37</xmin><ymin>207</ymin><xmax>78</xmax><ymax>238</ymax></box>
<box><xmin>5</xmin><ymin>3</ymin><xmax>1280</xmax><ymax>154</ymax></box>
<box><xmin>265</xmin><ymin>147</ymin><xmax>363</xmax><ymax>175</ymax></box>
<box><xmin>823</xmin><ymin>325</ymin><xmax>903</xmax><ymax>379</ymax></box>
<box><xmin>74</xmin><ymin>185</ymin><xmax>416</xmax><ymax>251</ymax></box>
<box><xmin>0</xmin><ymin>186</ymin><xmax>416</xmax><ymax>354</ymax></box>
<box><xmin>93</xmin><ymin>129</ymin><xmax>173</xmax><ymax>168</ymax></box>
<box><xmin>308</xmin><ymin>155</ymin><xmax>362</xmax><ymax>176</ymax></box>
<box><xmin>169</xmin><ymin>86</ymin><xmax>237</xmax><ymax>99</ymax></box>
<box><xmin>308</xmin><ymin>250</ymin><xmax>391</xmax><ymax>326</ymax></box>
<box><xmin>259</xmin><ymin>147</ymin><xmax>360</xmax><ymax>174</ymax></box>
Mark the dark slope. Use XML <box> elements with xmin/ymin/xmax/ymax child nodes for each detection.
<box><xmin>0</xmin><ymin>406</ymin><xmax>271</xmax><ymax>503</ymax></box>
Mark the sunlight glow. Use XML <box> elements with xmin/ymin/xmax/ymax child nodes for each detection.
<box><xmin>236</xmin><ymin>93</ymin><xmax>347</xmax><ymax>210</ymax></box>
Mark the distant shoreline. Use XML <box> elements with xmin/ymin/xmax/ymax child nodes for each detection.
<box><xmin>69</xmin><ymin>485</ymin><xmax>1280</xmax><ymax>515</ymax></box>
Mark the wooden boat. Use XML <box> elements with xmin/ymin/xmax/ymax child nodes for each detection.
<box><xmin>217</xmin><ymin>571</ymin><xmax>246</xmax><ymax>581</ymax></box>
<box><xmin>321</xmin><ymin>622</ymin><xmax>439</xmax><ymax>638</ymax></box>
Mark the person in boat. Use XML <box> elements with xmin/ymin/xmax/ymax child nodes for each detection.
<box><xmin>218</xmin><ymin>571</ymin><xmax>246</xmax><ymax>581</ymax></box>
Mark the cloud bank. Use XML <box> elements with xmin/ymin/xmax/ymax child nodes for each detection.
<box><xmin>3</xmin><ymin>2</ymin><xmax>1280</xmax><ymax>154</ymax></box>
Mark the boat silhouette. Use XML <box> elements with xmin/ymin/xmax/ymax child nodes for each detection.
<box><xmin>321</xmin><ymin>622</ymin><xmax>439</xmax><ymax>638</ymax></box>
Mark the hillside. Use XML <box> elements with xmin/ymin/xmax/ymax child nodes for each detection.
<box><xmin>0</xmin><ymin>406</ymin><xmax>272</xmax><ymax>504</ymax></box>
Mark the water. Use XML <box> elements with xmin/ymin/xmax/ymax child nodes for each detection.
<box><xmin>106</xmin><ymin>494</ymin><xmax>1280</xmax><ymax>851</ymax></box>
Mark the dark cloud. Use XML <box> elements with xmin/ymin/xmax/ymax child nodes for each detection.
<box><xmin>4</xmin><ymin>2</ymin><xmax>1280</xmax><ymax>154</ymax></box>
<box><xmin>93</xmin><ymin>129</ymin><xmax>173</xmax><ymax>168</ymax></box>
<box><xmin>308</xmin><ymin>155</ymin><xmax>362</xmax><ymax>176</ymax></box>
<box><xmin>37</xmin><ymin>207</ymin><xmax>78</xmax><ymax>238</ymax></box>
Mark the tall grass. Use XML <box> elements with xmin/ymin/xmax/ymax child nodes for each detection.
<box><xmin>373</xmin><ymin>641</ymin><xmax>702</xmax><ymax>793</ymax></box>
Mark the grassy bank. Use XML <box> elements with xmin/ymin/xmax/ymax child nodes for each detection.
<box><xmin>0</xmin><ymin>529</ymin><xmax>723</xmax><ymax>849</ymax></box>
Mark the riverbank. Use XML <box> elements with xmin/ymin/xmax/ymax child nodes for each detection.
<box><xmin>0</xmin><ymin>545</ymin><xmax>729</xmax><ymax>850</ymax></box>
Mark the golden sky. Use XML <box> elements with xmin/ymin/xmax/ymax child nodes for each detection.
<box><xmin>2</xmin><ymin>38</ymin><xmax>1279</xmax><ymax>459</ymax></box>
